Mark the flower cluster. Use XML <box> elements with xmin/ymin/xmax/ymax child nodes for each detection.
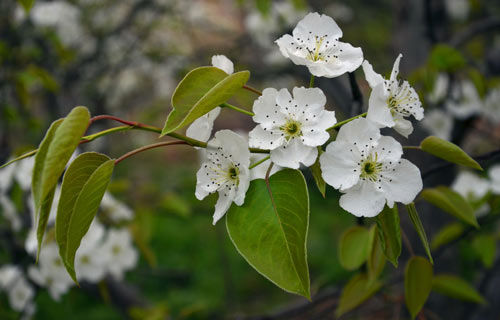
<box><xmin>192</xmin><ymin>13</ymin><xmax>425</xmax><ymax>221</ymax></box>
<box><xmin>0</xmin><ymin>157</ymin><xmax>138</xmax><ymax>317</ymax></box>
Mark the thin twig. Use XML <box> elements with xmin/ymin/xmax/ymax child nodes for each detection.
<box><xmin>243</xmin><ymin>84</ymin><xmax>262</xmax><ymax>96</ymax></box>
<box><xmin>115</xmin><ymin>141</ymin><xmax>187</xmax><ymax>165</ymax></box>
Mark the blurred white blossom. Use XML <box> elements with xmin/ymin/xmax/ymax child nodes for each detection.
<box><xmin>421</xmin><ymin>109</ymin><xmax>453</xmax><ymax>141</ymax></box>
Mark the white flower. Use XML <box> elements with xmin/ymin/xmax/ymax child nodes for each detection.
<box><xmin>7</xmin><ymin>276</ymin><xmax>34</xmax><ymax>312</ymax></box>
<box><xmin>195</xmin><ymin>130</ymin><xmax>251</xmax><ymax>224</ymax></box>
<box><xmin>100</xmin><ymin>193</ymin><xmax>134</xmax><ymax>222</ymax></box>
<box><xmin>420</xmin><ymin>109</ymin><xmax>453</xmax><ymax>141</ymax></box>
<box><xmin>483</xmin><ymin>87</ymin><xmax>500</xmax><ymax>124</ymax></box>
<box><xmin>100</xmin><ymin>229</ymin><xmax>138</xmax><ymax>280</ymax></box>
<box><xmin>0</xmin><ymin>265</ymin><xmax>22</xmax><ymax>290</ymax></box>
<box><xmin>276</xmin><ymin>12</ymin><xmax>363</xmax><ymax>78</ymax></box>
<box><xmin>320</xmin><ymin>118</ymin><xmax>422</xmax><ymax>217</ymax></box>
<box><xmin>363</xmin><ymin>54</ymin><xmax>424</xmax><ymax>137</ymax></box>
<box><xmin>489</xmin><ymin>165</ymin><xmax>500</xmax><ymax>195</ymax></box>
<box><xmin>211</xmin><ymin>55</ymin><xmax>234</xmax><ymax>74</ymax></box>
<box><xmin>0</xmin><ymin>159</ymin><xmax>15</xmax><ymax>193</ymax></box>
<box><xmin>428</xmin><ymin>73</ymin><xmax>449</xmax><ymax>104</ymax></box>
<box><xmin>249</xmin><ymin>87</ymin><xmax>336</xmax><ymax>169</ymax></box>
<box><xmin>14</xmin><ymin>156</ymin><xmax>34</xmax><ymax>191</ymax></box>
<box><xmin>186</xmin><ymin>108</ymin><xmax>221</xmax><ymax>143</ymax></box>
<box><xmin>0</xmin><ymin>194</ymin><xmax>22</xmax><ymax>231</ymax></box>
<box><xmin>444</xmin><ymin>0</ymin><xmax>469</xmax><ymax>21</ymax></box>
<box><xmin>446</xmin><ymin>80</ymin><xmax>482</xmax><ymax>119</ymax></box>
<box><xmin>74</xmin><ymin>221</ymin><xmax>107</xmax><ymax>283</ymax></box>
<box><xmin>452</xmin><ymin>171</ymin><xmax>491</xmax><ymax>217</ymax></box>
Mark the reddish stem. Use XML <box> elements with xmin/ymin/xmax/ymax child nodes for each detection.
<box><xmin>115</xmin><ymin>140</ymin><xmax>188</xmax><ymax>165</ymax></box>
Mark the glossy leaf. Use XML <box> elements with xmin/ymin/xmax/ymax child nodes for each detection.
<box><xmin>367</xmin><ymin>225</ymin><xmax>386</xmax><ymax>282</ymax></box>
<box><xmin>406</xmin><ymin>203</ymin><xmax>433</xmax><ymax>264</ymax></box>
<box><xmin>420</xmin><ymin>136</ymin><xmax>482</xmax><ymax>170</ymax></box>
<box><xmin>161</xmin><ymin>67</ymin><xmax>250</xmax><ymax>135</ymax></box>
<box><xmin>430</xmin><ymin>222</ymin><xmax>464</xmax><ymax>250</ymax></box>
<box><xmin>405</xmin><ymin>256</ymin><xmax>433</xmax><ymax>319</ymax></box>
<box><xmin>339</xmin><ymin>226</ymin><xmax>371</xmax><ymax>270</ymax></box>
<box><xmin>421</xmin><ymin>186</ymin><xmax>478</xmax><ymax>228</ymax></box>
<box><xmin>32</xmin><ymin>107</ymin><xmax>90</xmax><ymax>257</ymax></box>
<box><xmin>433</xmin><ymin>274</ymin><xmax>486</xmax><ymax>304</ymax></box>
<box><xmin>375</xmin><ymin>205</ymin><xmax>402</xmax><ymax>267</ymax></box>
<box><xmin>336</xmin><ymin>273</ymin><xmax>382</xmax><ymax>317</ymax></box>
<box><xmin>56</xmin><ymin>154</ymin><xmax>114</xmax><ymax>283</ymax></box>
<box><xmin>310</xmin><ymin>148</ymin><xmax>326</xmax><ymax>198</ymax></box>
<box><xmin>226</xmin><ymin>169</ymin><xmax>310</xmax><ymax>299</ymax></box>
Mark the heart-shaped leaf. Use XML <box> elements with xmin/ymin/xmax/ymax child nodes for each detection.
<box><xmin>161</xmin><ymin>67</ymin><xmax>250</xmax><ymax>135</ymax></box>
<box><xmin>226</xmin><ymin>169</ymin><xmax>310</xmax><ymax>299</ymax></box>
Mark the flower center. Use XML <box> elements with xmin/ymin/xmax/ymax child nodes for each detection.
<box><xmin>306</xmin><ymin>36</ymin><xmax>325</xmax><ymax>62</ymax></box>
<box><xmin>387</xmin><ymin>81</ymin><xmax>416</xmax><ymax>116</ymax></box>
<box><xmin>112</xmin><ymin>245</ymin><xmax>121</xmax><ymax>255</ymax></box>
<box><xmin>228</xmin><ymin>166</ymin><xmax>239</xmax><ymax>180</ymax></box>
<box><xmin>360</xmin><ymin>155</ymin><xmax>382</xmax><ymax>182</ymax></box>
<box><xmin>280</xmin><ymin>119</ymin><xmax>302</xmax><ymax>140</ymax></box>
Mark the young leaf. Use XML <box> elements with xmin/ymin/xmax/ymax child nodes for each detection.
<box><xmin>161</xmin><ymin>67</ymin><xmax>250</xmax><ymax>136</ymax></box>
<box><xmin>421</xmin><ymin>186</ymin><xmax>478</xmax><ymax>228</ymax></box>
<box><xmin>406</xmin><ymin>203</ymin><xmax>433</xmax><ymax>264</ymax></box>
<box><xmin>0</xmin><ymin>149</ymin><xmax>37</xmax><ymax>169</ymax></box>
<box><xmin>430</xmin><ymin>222</ymin><xmax>464</xmax><ymax>250</ymax></box>
<box><xmin>405</xmin><ymin>256</ymin><xmax>433</xmax><ymax>319</ymax></box>
<box><xmin>32</xmin><ymin>107</ymin><xmax>90</xmax><ymax>256</ymax></box>
<box><xmin>18</xmin><ymin>0</ymin><xmax>36</xmax><ymax>13</ymax></box>
<box><xmin>420</xmin><ymin>136</ymin><xmax>482</xmax><ymax>170</ymax></box>
<box><xmin>56</xmin><ymin>154</ymin><xmax>114</xmax><ymax>283</ymax></box>
<box><xmin>338</xmin><ymin>226</ymin><xmax>371</xmax><ymax>271</ymax></box>
<box><xmin>55</xmin><ymin>152</ymin><xmax>111</xmax><ymax>269</ymax></box>
<box><xmin>429</xmin><ymin>44</ymin><xmax>466</xmax><ymax>72</ymax></box>
<box><xmin>433</xmin><ymin>274</ymin><xmax>486</xmax><ymax>304</ymax></box>
<box><xmin>375</xmin><ymin>205</ymin><xmax>402</xmax><ymax>267</ymax></box>
<box><xmin>226</xmin><ymin>169</ymin><xmax>310</xmax><ymax>299</ymax></box>
<box><xmin>336</xmin><ymin>273</ymin><xmax>382</xmax><ymax>317</ymax></box>
<box><xmin>367</xmin><ymin>225</ymin><xmax>386</xmax><ymax>282</ymax></box>
<box><xmin>310</xmin><ymin>147</ymin><xmax>326</xmax><ymax>198</ymax></box>
<box><xmin>471</xmin><ymin>234</ymin><xmax>496</xmax><ymax>268</ymax></box>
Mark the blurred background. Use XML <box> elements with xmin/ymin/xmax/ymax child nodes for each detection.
<box><xmin>1</xmin><ymin>0</ymin><xmax>500</xmax><ymax>319</ymax></box>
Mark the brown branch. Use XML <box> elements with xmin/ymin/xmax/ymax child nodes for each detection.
<box><xmin>114</xmin><ymin>140</ymin><xmax>187</xmax><ymax>165</ymax></box>
<box><xmin>450</xmin><ymin>17</ymin><xmax>500</xmax><ymax>47</ymax></box>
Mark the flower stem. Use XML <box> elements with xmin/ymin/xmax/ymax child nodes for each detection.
<box><xmin>115</xmin><ymin>141</ymin><xmax>188</xmax><ymax>165</ymax></box>
<box><xmin>220</xmin><ymin>103</ymin><xmax>255</xmax><ymax>116</ymax></box>
<box><xmin>242</xmin><ymin>84</ymin><xmax>262</xmax><ymax>96</ymax></box>
<box><xmin>249</xmin><ymin>155</ymin><xmax>270</xmax><ymax>169</ymax></box>
<box><xmin>309</xmin><ymin>75</ymin><xmax>315</xmax><ymax>88</ymax></box>
<box><xmin>403</xmin><ymin>146</ymin><xmax>422</xmax><ymax>150</ymax></box>
<box><xmin>327</xmin><ymin>112</ymin><xmax>368</xmax><ymax>131</ymax></box>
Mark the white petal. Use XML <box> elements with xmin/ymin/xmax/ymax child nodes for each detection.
<box><xmin>292</xmin><ymin>87</ymin><xmax>326</xmax><ymax>111</ymax></box>
<box><xmin>276</xmin><ymin>88</ymin><xmax>295</xmax><ymax>114</ymax></box>
<box><xmin>380</xmin><ymin>159</ymin><xmax>422</xmax><ymax>207</ymax></box>
<box><xmin>248</xmin><ymin>126</ymin><xmax>285</xmax><ymax>149</ymax></box>
<box><xmin>335</xmin><ymin>118</ymin><xmax>381</xmax><ymax>146</ymax></box>
<box><xmin>393</xmin><ymin>116</ymin><xmax>414</xmax><ymax>138</ymax></box>
<box><xmin>367</xmin><ymin>83</ymin><xmax>394</xmax><ymax>128</ymax></box>
<box><xmin>452</xmin><ymin>171</ymin><xmax>491</xmax><ymax>199</ymax></box>
<box><xmin>389</xmin><ymin>53</ymin><xmax>403</xmax><ymax>83</ymax></box>
<box><xmin>209</xmin><ymin>130</ymin><xmax>251</xmax><ymax>167</ymax></box>
<box><xmin>293</xmin><ymin>12</ymin><xmax>342</xmax><ymax>42</ymax></box>
<box><xmin>252</xmin><ymin>88</ymin><xmax>287</xmax><ymax>129</ymax></box>
<box><xmin>195</xmin><ymin>165</ymin><xmax>219</xmax><ymax>200</ymax></box>
<box><xmin>372</xmin><ymin>136</ymin><xmax>403</xmax><ymax>163</ymax></box>
<box><xmin>270</xmin><ymin>138</ymin><xmax>317</xmax><ymax>169</ymax></box>
<box><xmin>301</xmin><ymin>113</ymin><xmax>334</xmax><ymax>147</ymax></box>
<box><xmin>340</xmin><ymin>182</ymin><xmax>386</xmax><ymax>217</ymax></box>
<box><xmin>186</xmin><ymin>107</ymin><xmax>221</xmax><ymax>142</ymax></box>
<box><xmin>320</xmin><ymin>141</ymin><xmax>360</xmax><ymax>190</ymax></box>
<box><xmin>304</xmin><ymin>110</ymin><xmax>337</xmax><ymax>131</ymax></box>
<box><xmin>334</xmin><ymin>41</ymin><xmax>364</xmax><ymax>72</ymax></box>
<box><xmin>233</xmin><ymin>166</ymin><xmax>250</xmax><ymax>205</ymax></box>
<box><xmin>275</xmin><ymin>34</ymin><xmax>294</xmax><ymax>58</ymax></box>
<box><xmin>213</xmin><ymin>188</ymin><xmax>235</xmax><ymax>225</ymax></box>
<box><xmin>489</xmin><ymin>165</ymin><xmax>500</xmax><ymax>194</ymax></box>
<box><xmin>211</xmin><ymin>55</ymin><xmax>234</xmax><ymax>74</ymax></box>
<box><xmin>362</xmin><ymin>60</ymin><xmax>384</xmax><ymax>88</ymax></box>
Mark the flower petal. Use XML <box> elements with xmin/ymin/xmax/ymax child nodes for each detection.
<box><xmin>373</xmin><ymin>136</ymin><xmax>403</xmax><ymax>163</ymax></box>
<box><xmin>335</xmin><ymin>118</ymin><xmax>381</xmax><ymax>146</ymax></box>
<box><xmin>362</xmin><ymin>60</ymin><xmax>384</xmax><ymax>89</ymax></box>
<box><xmin>380</xmin><ymin>159</ymin><xmax>422</xmax><ymax>207</ymax></box>
<box><xmin>367</xmin><ymin>83</ymin><xmax>394</xmax><ymax>128</ymax></box>
<box><xmin>275</xmin><ymin>34</ymin><xmax>294</xmax><ymax>58</ymax></box>
<box><xmin>270</xmin><ymin>138</ymin><xmax>317</xmax><ymax>169</ymax></box>
<box><xmin>252</xmin><ymin>88</ymin><xmax>287</xmax><ymax>129</ymax></box>
<box><xmin>393</xmin><ymin>116</ymin><xmax>414</xmax><ymax>138</ymax></box>
<box><xmin>340</xmin><ymin>182</ymin><xmax>386</xmax><ymax>217</ymax></box>
<box><xmin>213</xmin><ymin>188</ymin><xmax>235</xmax><ymax>225</ymax></box>
<box><xmin>320</xmin><ymin>140</ymin><xmax>360</xmax><ymax>190</ymax></box>
<box><xmin>293</xmin><ymin>12</ymin><xmax>342</xmax><ymax>43</ymax></box>
<box><xmin>389</xmin><ymin>53</ymin><xmax>403</xmax><ymax>84</ymax></box>
<box><xmin>292</xmin><ymin>86</ymin><xmax>326</xmax><ymax>111</ymax></box>
<box><xmin>233</xmin><ymin>166</ymin><xmax>250</xmax><ymax>205</ymax></box>
<box><xmin>211</xmin><ymin>55</ymin><xmax>234</xmax><ymax>74</ymax></box>
<box><xmin>248</xmin><ymin>125</ymin><xmax>285</xmax><ymax>149</ymax></box>
<box><xmin>209</xmin><ymin>130</ymin><xmax>251</xmax><ymax>167</ymax></box>
<box><xmin>186</xmin><ymin>107</ymin><xmax>221</xmax><ymax>142</ymax></box>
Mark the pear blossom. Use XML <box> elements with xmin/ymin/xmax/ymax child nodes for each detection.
<box><xmin>74</xmin><ymin>221</ymin><xmax>107</xmax><ymax>282</ymax></box>
<box><xmin>195</xmin><ymin>130</ymin><xmax>251</xmax><ymax>224</ymax></box>
<box><xmin>427</xmin><ymin>73</ymin><xmax>449</xmax><ymax>104</ymax></box>
<box><xmin>0</xmin><ymin>159</ymin><xmax>15</xmax><ymax>193</ymax></box>
<box><xmin>100</xmin><ymin>193</ymin><xmax>134</xmax><ymax>222</ymax></box>
<box><xmin>211</xmin><ymin>55</ymin><xmax>234</xmax><ymax>75</ymax></box>
<box><xmin>276</xmin><ymin>12</ymin><xmax>363</xmax><ymax>78</ymax></box>
<box><xmin>320</xmin><ymin>118</ymin><xmax>422</xmax><ymax>217</ymax></box>
<box><xmin>0</xmin><ymin>265</ymin><xmax>22</xmax><ymax>289</ymax></box>
<box><xmin>483</xmin><ymin>88</ymin><xmax>500</xmax><ymax>124</ymax></box>
<box><xmin>420</xmin><ymin>109</ymin><xmax>453</xmax><ymax>141</ymax></box>
<box><xmin>249</xmin><ymin>87</ymin><xmax>336</xmax><ymax>169</ymax></box>
<box><xmin>100</xmin><ymin>229</ymin><xmax>138</xmax><ymax>280</ymax></box>
<box><xmin>489</xmin><ymin>165</ymin><xmax>500</xmax><ymax>195</ymax></box>
<box><xmin>452</xmin><ymin>171</ymin><xmax>491</xmax><ymax>216</ymax></box>
<box><xmin>14</xmin><ymin>156</ymin><xmax>35</xmax><ymax>191</ymax></box>
<box><xmin>446</xmin><ymin>80</ymin><xmax>482</xmax><ymax>119</ymax></box>
<box><xmin>363</xmin><ymin>54</ymin><xmax>424</xmax><ymax>137</ymax></box>
<box><xmin>7</xmin><ymin>276</ymin><xmax>34</xmax><ymax>312</ymax></box>
<box><xmin>0</xmin><ymin>194</ymin><xmax>21</xmax><ymax>231</ymax></box>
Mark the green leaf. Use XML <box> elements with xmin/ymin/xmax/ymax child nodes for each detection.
<box><xmin>32</xmin><ymin>107</ymin><xmax>90</xmax><ymax>257</ymax></box>
<box><xmin>406</xmin><ymin>203</ymin><xmax>433</xmax><ymax>264</ymax></box>
<box><xmin>405</xmin><ymin>256</ymin><xmax>433</xmax><ymax>319</ymax></box>
<box><xmin>430</xmin><ymin>222</ymin><xmax>464</xmax><ymax>250</ymax></box>
<box><xmin>226</xmin><ymin>169</ymin><xmax>310</xmax><ymax>299</ymax></box>
<box><xmin>367</xmin><ymin>225</ymin><xmax>386</xmax><ymax>282</ymax></box>
<box><xmin>0</xmin><ymin>149</ymin><xmax>37</xmax><ymax>169</ymax></box>
<box><xmin>338</xmin><ymin>226</ymin><xmax>371</xmax><ymax>271</ymax></box>
<box><xmin>18</xmin><ymin>0</ymin><xmax>36</xmax><ymax>13</ymax></box>
<box><xmin>310</xmin><ymin>148</ymin><xmax>326</xmax><ymax>198</ymax></box>
<box><xmin>429</xmin><ymin>44</ymin><xmax>466</xmax><ymax>72</ymax></box>
<box><xmin>421</xmin><ymin>186</ymin><xmax>479</xmax><ymax>228</ymax></box>
<box><xmin>375</xmin><ymin>205</ymin><xmax>402</xmax><ymax>267</ymax></box>
<box><xmin>161</xmin><ymin>67</ymin><xmax>250</xmax><ymax>136</ymax></box>
<box><xmin>336</xmin><ymin>273</ymin><xmax>382</xmax><ymax>317</ymax></box>
<box><xmin>433</xmin><ymin>274</ymin><xmax>486</xmax><ymax>304</ymax></box>
<box><xmin>471</xmin><ymin>234</ymin><xmax>496</xmax><ymax>268</ymax></box>
<box><xmin>420</xmin><ymin>136</ymin><xmax>482</xmax><ymax>170</ymax></box>
<box><xmin>55</xmin><ymin>153</ymin><xmax>114</xmax><ymax>283</ymax></box>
